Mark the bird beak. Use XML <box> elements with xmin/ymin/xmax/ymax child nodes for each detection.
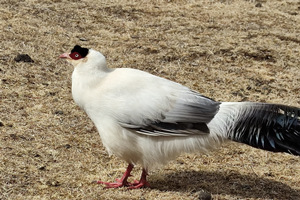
<box><xmin>59</xmin><ymin>52</ymin><xmax>71</xmax><ymax>59</ymax></box>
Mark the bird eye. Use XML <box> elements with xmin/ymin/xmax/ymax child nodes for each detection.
<box><xmin>70</xmin><ymin>52</ymin><xmax>82</xmax><ymax>60</ymax></box>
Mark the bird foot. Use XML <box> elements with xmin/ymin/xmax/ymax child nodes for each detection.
<box><xmin>96</xmin><ymin>178</ymin><xmax>130</xmax><ymax>189</ymax></box>
<box><xmin>96</xmin><ymin>179</ymin><xmax>150</xmax><ymax>189</ymax></box>
<box><xmin>128</xmin><ymin>179</ymin><xmax>150</xmax><ymax>189</ymax></box>
<box><xmin>96</xmin><ymin>165</ymin><xmax>149</xmax><ymax>189</ymax></box>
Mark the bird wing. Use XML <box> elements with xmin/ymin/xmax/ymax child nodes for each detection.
<box><xmin>102</xmin><ymin>69</ymin><xmax>220</xmax><ymax>137</ymax></box>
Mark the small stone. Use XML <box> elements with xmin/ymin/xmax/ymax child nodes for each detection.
<box><xmin>46</xmin><ymin>180</ymin><xmax>60</xmax><ymax>187</ymax></box>
<box><xmin>0</xmin><ymin>121</ymin><xmax>4</xmax><ymax>127</ymax></box>
<box><xmin>79</xmin><ymin>37</ymin><xmax>88</xmax><ymax>41</ymax></box>
<box><xmin>14</xmin><ymin>54</ymin><xmax>34</xmax><ymax>63</ymax></box>
<box><xmin>197</xmin><ymin>190</ymin><xmax>212</xmax><ymax>200</ymax></box>
<box><xmin>255</xmin><ymin>3</ymin><xmax>262</xmax><ymax>8</ymax></box>
<box><xmin>34</xmin><ymin>153</ymin><xmax>41</xmax><ymax>157</ymax></box>
<box><xmin>131</xmin><ymin>35</ymin><xmax>140</xmax><ymax>39</ymax></box>
<box><xmin>289</xmin><ymin>12</ymin><xmax>298</xmax><ymax>16</ymax></box>
<box><xmin>38</xmin><ymin>166</ymin><xmax>46</xmax><ymax>170</ymax></box>
<box><xmin>54</xmin><ymin>110</ymin><xmax>64</xmax><ymax>115</ymax></box>
<box><xmin>10</xmin><ymin>134</ymin><xmax>18</xmax><ymax>140</ymax></box>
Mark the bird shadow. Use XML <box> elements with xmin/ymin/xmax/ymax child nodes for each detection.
<box><xmin>150</xmin><ymin>170</ymin><xmax>300</xmax><ymax>199</ymax></box>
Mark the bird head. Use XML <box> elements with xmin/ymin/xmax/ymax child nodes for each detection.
<box><xmin>59</xmin><ymin>45</ymin><xmax>89</xmax><ymax>66</ymax></box>
<box><xmin>60</xmin><ymin>45</ymin><xmax>108</xmax><ymax>71</ymax></box>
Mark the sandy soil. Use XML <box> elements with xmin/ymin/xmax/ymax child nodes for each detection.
<box><xmin>1</xmin><ymin>0</ymin><xmax>300</xmax><ymax>199</ymax></box>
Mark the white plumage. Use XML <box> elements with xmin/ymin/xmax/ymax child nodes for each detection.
<box><xmin>60</xmin><ymin>45</ymin><xmax>300</xmax><ymax>189</ymax></box>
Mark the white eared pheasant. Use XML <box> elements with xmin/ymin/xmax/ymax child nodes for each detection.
<box><xmin>60</xmin><ymin>45</ymin><xmax>300</xmax><ymax>189</ymax></box>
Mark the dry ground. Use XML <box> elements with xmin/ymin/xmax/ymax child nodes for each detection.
<box><xmin>1</xmin><ymin>0</ymin><xmax>300</xmax><ymax>199</ymax></box>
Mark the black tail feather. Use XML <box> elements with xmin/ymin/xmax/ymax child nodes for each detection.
<box><xmin>229</xmin><ymin>103</ymin><xmax>300</xmax><ymax>156</ymax></box>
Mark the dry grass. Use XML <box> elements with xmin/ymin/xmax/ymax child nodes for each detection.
<box><xmin>1</xmin><ymin>0</ymin><xmax>300</xmax><ymax>199</ymax></box>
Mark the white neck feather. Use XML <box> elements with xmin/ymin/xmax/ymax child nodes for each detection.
<box><xmin>71</xmin><ymin>49</ymin><xmax>113</xmax><ymax>108</ymax></box>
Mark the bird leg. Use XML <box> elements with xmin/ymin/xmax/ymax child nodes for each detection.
<box><xmin>97</xmin><ymin>164</ymin><xmax>134</xmax><ymax>188</ymax></box>
<box><xmin>128</xmin><ymin>168</ymin><xmax>150</xmax><ymax>189</ymax></box>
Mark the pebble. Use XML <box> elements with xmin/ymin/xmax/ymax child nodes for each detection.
<box><xmin>14</xmin><ymin>54</ymin><xmax>34</xmax><ymax>63</ymax></box>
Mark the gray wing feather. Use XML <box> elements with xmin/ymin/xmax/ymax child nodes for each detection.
<box><xmin>120</xmin><ymin>90</ymin><xmax>220</xmax><ymax>137</ymax></box>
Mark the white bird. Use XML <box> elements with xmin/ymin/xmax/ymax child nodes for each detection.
<box><xmin>60</xmin><ymin>45</ymin><xmax>300</xmax><ymax>189</ymax></box>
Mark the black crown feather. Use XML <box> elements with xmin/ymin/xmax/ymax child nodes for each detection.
<box><xmin>71</xmin><ymin>45</ymin><xmax>89</xmax><ymax>58</ymax></box>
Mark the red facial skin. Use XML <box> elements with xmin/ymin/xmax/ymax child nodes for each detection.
<box><xmin>59</xmin><ymin>52</ymin><xmax>82</xmax><ymax>60</ymax></box>
<box><xmin>69</xmin><ymin>52</ymin><xmax>82</xmax><ymax>60</ymax></box>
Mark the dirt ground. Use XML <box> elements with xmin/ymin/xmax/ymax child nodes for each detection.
<box><xmin>1</xmin><ymin>0</ymin><xmax>300</xmax><ymax>199</ymax></box>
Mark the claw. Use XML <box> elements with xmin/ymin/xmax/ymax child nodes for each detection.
<box><xmin>97</xmin><ymin>180</ymin><xmax>130</xmax><ymax>188</ymax></box>
<box><xmin>128</xmin><ymin>180</ymin><xmax>150</xmax><ymax>189</ymax></box>
<box><xmin>128</xmin><ymin>168</ymin><xmax>150</xmax><ymax>189</ymax></box>
<box><xmin>96</xmin><ymin>164</ymin><xmax>134</xmax><ymax>188</ymax></box>
<box><xmin>96</xmin><ymin>165</ymin><xmax>150</xmax><ymax>189</ymax></box>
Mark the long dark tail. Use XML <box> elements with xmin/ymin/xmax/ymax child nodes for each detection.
<box><xmin>216</xmin><ymin>102</ymin><xmax>300</xmax><ymax>155</ymax></box>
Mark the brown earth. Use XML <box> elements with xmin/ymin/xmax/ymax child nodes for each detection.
<box><xmin>1</xmin><ymin>0</ymin><xmax>300</xmax><ymax>199</ymax></box>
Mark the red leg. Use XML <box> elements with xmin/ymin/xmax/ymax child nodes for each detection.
<box><xmin>129</xmin><ymin>168</ymin><xmax>150</xmax><ymax>189</ymax></box>
<box><xmin>97</xmin><ymin>164</ymin><xmax>134</xmax><ymax>188</ymax></box>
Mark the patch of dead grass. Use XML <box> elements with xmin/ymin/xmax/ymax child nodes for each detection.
<box><xmin>1</xmin><ymin>0</ymin><xmax>300</xmax><ymax>199</ymax></box>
